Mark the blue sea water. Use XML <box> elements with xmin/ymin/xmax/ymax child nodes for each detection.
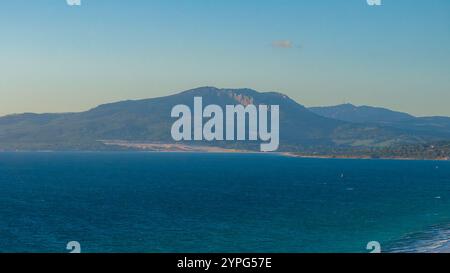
<box><xmin>0</xmin><ymin>152</ymin><xmax>450</xmax><ymax>253</ymax></box>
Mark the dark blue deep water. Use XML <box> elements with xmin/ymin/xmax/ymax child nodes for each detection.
<box><xmin>1</xmin><ymin>152</ymin><xmax>450</xmax><ymax>253</ymax></box>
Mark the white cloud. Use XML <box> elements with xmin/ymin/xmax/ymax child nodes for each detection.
<box><xmin>272</xmin><ymin>40</ymin><xmax>294</xmax><ymax>49</ymax></box>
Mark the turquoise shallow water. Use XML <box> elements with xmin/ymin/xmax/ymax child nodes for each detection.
<box><xmin>0</xmin><ymin>152</ymin><xmax>450</xmax><ymax>253</ymax></box>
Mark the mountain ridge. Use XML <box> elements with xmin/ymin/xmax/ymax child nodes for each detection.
<box><xmin>0</xmin><ymin>87</ymin><xmax>448</xmax><ymax>152</ymax></box>
<box><xmin>309</xmin><ymin>103</ymin><xmax>450</xmax><ymax>138</ymax></box>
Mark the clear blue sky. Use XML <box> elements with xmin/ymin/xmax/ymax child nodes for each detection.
<box><xmin>0</xmin><ymin>0</ymin><xmax>449</xmax><ymax>116</ymax></box>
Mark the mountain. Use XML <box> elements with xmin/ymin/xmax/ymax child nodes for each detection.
<box><xmin>0</xmin><ymin>87</ymin><xmax>446</xmax><ymax>152</ymax></box>
<box><xmin>309</xmin><ymin>104</ymin><xmax>450</xmax><ymax>138</ymax></box>
<box><xmin>309</xmin><ymin>104</ymin><xmax>414</xmax><ymax>124</ymax></box>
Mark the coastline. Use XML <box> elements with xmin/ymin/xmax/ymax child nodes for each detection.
<box><xmin>1</xmin><ymin>147</ymin><xmax>449</xmax><ymax>162</ymax></box>
<box><xmin>99</xmin><ymin>141</ymin><xmax>450</xmax><ymax>161</ymax></box>
<box><xmin>280</xmin><ymin>152</ymin><xmax>450</xmax><ymax>161</ymax></box>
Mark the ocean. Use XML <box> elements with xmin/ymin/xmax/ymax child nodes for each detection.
<box><xmin>0</xmin><ymin>152</ymin><xmax>449</xmax><ymax>253</ymax></box>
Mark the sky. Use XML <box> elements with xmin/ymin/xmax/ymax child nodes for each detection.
<box><xmin>0</xmin><ymin>0</ymin><xmax>449</xmax><ymax>117</ymax></box>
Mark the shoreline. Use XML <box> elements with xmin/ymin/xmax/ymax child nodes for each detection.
<box><xmin>280</xmin><ymin>152</ymin><xmax>450</xmax><ymax>161</ymax></box>
<box><xmin>101</xmin><ymin>141</ymin><xmax>450</xmax><ymax>161</ymax></box>
<box><xmin>1</xmin><ymin>149</ymin><xmax>449</xmax><ymax>161</ymax></box>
